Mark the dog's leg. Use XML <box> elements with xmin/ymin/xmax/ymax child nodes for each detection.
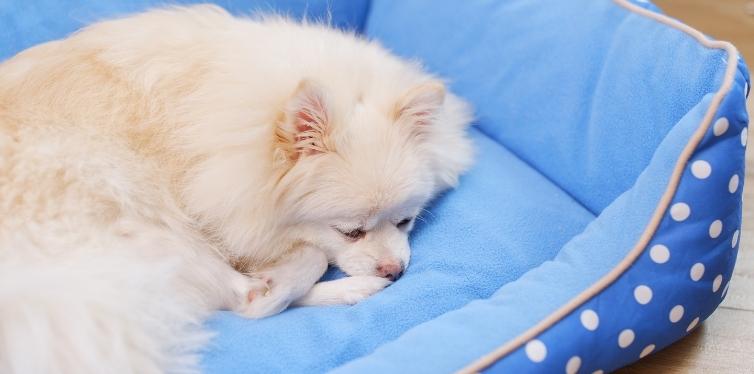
<box><xmin>293</xmin><ymin>276</ymin><xmax>392</xmax><ymax>306</ymax></box>
<box><xmin>233</xmin><ymin>245</ymin><xmax>328</xmax><ymax>318</ymax></box>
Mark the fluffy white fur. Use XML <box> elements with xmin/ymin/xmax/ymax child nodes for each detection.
<box><xmin>0</xmin><ymin>5</ymin><xmax>473</xmax><ymax>373</ymax></box>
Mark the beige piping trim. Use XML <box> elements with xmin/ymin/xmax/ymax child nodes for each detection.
<box><xmin>459</xmin><ymin>0</ymin><xmax>740</xmax><ymax>372</ymax></box>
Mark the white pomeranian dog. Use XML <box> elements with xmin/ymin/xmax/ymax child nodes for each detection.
<box><xmin>0</xmin><ymin>5</ymin><xmax>473</xmax><ymax>374</ymax></box>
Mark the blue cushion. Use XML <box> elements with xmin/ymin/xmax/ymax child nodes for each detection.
<box><xmin>201</xmin><ymin>128</ymin><xmax>594</xmax><ymax>372</ymax></box>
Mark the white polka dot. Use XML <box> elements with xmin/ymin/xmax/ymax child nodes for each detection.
<box><xmin>713</xmin><ymin>274</ymin><xmax>723</xmax><ymax>292</ymax></box>
<box><xmin>729</xmin><ymin>174</ymin><xmax>740</xmax><ymax>193</ymax></box>
<box><xmin>709</xmin><ymin>220</ymin><xmax>723</xmax><ymax>239</ymax></box>
<box><xmin>670</xmin><ymin>203</ymin><xmax>690</xmax><ymax>222</ymax></box>
<box><xmin>691</xmin><ymin>160</ymin><xmax>712</xmax><ymax>179</ymax></box>
<box><xmin>732</xmin><ymin>229</ymin><xmax>740</xmax><ymax>248</ymax></box>
<box><xmin>669</xmin><ymin>305</ymin><xmax>685</xmax><ymax>323</ymax></box>
<box><xmin>686</xmin><ymin>317</ymin><xmax>700</xmax><ymax>332</ymax></box>
<box><xmin>650</xmin><ymin>244</ymin><xmax>670</xmax><ymax>264</ymax></box>
<box><xmin>580</xmin><ymin>309</ymin><xmax>599</xmax><ymax>331</ymax></box>
<box><xmin>634</xmin><ymin>285</ymin><xmax>653</xmax><ymax>305</ymax></box>
<box><xmin>713</xmin><ymin>117</ymin><xmax>729</xmax><ymax>136</ymax></box>
<box><xmin>742</xmin><ymin>127</ymin><xmax>748</xmax><ymax>147</ymax></box>
<box><xmin>593</xmin><ymin>371</ymin><xmax>604</xmax><ymax>374</ymax></box>
<box><xmin>640</xmin><ymin>344</ymin><xmax>656</xmax><ymax>358</ymax></box>
<box><xmin>525</xmin><ymin>340</ymin><xmax>547</xmax><ymax>363</ymax></box>
<box><xmin>618</xmin><ymin>329</ymin><xmax>635</xmax><ymax>348</ymax></box>
<box><xmin>690</xmin><ymin>263</ymin><xmax>705</xmax><ymax>281</ymax></box>
<box><xmin>566</xmin><ymin>356</ymin><xmax>581</xmax><ymax>374</ymax></box>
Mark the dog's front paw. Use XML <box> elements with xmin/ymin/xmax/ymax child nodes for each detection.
<box><xmin>294</xmin><ymin>276</ymin><xmax>392</xmax><ymax>306</ymax></box>
<box><xmin>335</xmin><ymin>276</ymin><xmax>392</xmax><ymax>304</ymax></box>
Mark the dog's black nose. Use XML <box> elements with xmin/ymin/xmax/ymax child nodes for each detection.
<box><xmin>389</xmin><ymin>271</ymin><xmax>404</xmax><ymax>281</ymax></box>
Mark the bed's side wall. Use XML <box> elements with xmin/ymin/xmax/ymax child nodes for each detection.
<box><xmin>0</xmin><ymin>0</ymin><xmax>371</xmax><ymax>61</ymax></box>
<box><xmin>478</xmin><ymin>63</ymin><xmax>748</xmax><ymax>373</ymax></box>
<box><xmin>365</xmin><ymin>0</ymin><xmax>730</xmax><ymax>214</ymax></box>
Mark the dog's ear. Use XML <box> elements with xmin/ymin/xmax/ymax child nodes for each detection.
<box><xmin>277</xmin><ymin>80</ymin><xmax>331</xmax><ymax>161</ymax></box>
<box><xmin>394</xmin><ymin>81</ymin><xmax>446</xmax><ymax>127</ymax></box>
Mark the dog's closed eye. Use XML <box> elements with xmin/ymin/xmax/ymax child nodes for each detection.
<box><xmin>335</xmin><ymin>227</ymin><xmax>366</xmax><ymax>241</ymax></box>
<box><xmin>396</xmin><ymin>218</ymin><xmax>412</xmax><ymax>229</ymax></box>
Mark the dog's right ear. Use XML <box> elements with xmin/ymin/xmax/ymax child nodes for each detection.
<box><xmin>276</xmin><ymin>80</ymin><xmax>331</xmax><ymax>162</ymax></box>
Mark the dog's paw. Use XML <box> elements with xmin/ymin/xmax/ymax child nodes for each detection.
<box><xmin>241</xmin><ymin>275</ymin><xmax>271</xmax><ymax>301</ymax></box>
<box><xmin>335</xmin><ymin>276</ymin><xmax>392</xmax><ymax>305</ymax></box>
<box><xmin>234</xmin><ymin>276</ymin><xmax>296</xmax><ymax>319</ymax></box>
<box><xmin>297</xmin><ymin>275</ymin><xmax>391</xmax><ymax>306</ymax></box>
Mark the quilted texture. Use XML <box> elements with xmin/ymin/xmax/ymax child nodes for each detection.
<box><xmin>1</xmin><ymin>0</ymin><xmax>749</xmax><ymax>373</ymax></box>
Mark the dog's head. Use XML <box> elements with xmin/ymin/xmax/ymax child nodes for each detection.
<box><xmin>275</xmin><ymin>79</ymin><xmax>472</xmax><ymax>280</ymax></box>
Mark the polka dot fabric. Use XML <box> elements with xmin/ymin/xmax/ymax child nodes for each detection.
<box><xmin>483</xmin><ymin>42</ymin><xmax>750</xmax><ymax>374</ymax></box>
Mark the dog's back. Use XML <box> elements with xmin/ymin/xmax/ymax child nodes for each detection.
<box><xmin>0</xmin><ymin>7</ymin><xmax>260</xmax><ymax>373</ymax></box>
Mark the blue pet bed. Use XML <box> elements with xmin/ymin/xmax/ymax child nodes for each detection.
<box><xmin>2</xmin><ymin>0</ymin><xmax>749</xmax><ymax>372</ymax></box>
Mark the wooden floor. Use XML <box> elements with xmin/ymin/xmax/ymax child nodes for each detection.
<box><xmin>619</xmin><ymin>1</ymin><xmax>754</xmax><ymax>372</ymax></box>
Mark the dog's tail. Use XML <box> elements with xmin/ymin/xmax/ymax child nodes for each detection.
<box><xmin>0</xmin><ymin>251</ymin><xmax>211</xmax><ymax>374</ymax></box>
